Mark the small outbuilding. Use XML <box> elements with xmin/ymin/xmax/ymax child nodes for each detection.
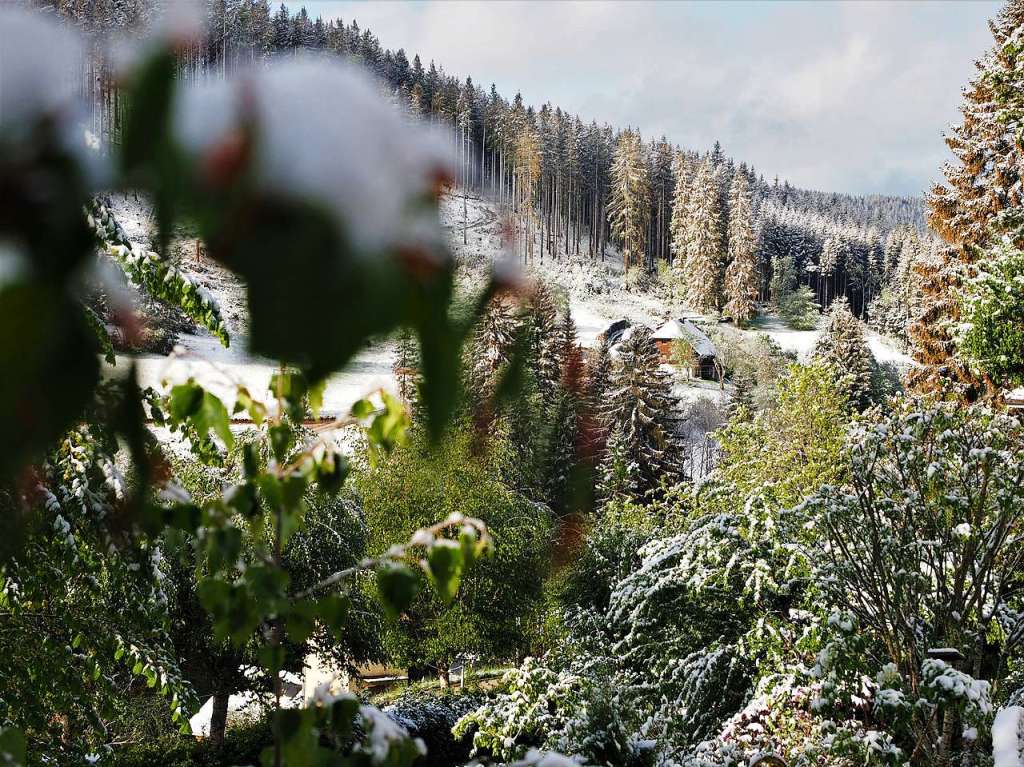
<box><xmin>652</xmin><ymin>319</ymin><xmax>721</xmax><ymax>380</ymax></box>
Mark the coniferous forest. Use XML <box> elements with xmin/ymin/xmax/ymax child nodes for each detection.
<box><xmin>4</xmin><ymin>2</ymin><xmax>1024</xmax><ymax>767</ymax></box>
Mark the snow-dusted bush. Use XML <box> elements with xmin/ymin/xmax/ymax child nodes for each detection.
<box><xmin>453</xmin><ymin>656</ymin><xmax>644</xmax><ymax>767</ymax></box>
<box><xmin>993</xmin><ymin>706</ymin><xmax>1024</xmax><ymax>767</ymax></box>
<box><xmin>171</xmin><ymin>56</ymin><xmax>452</xmax><ymax>259</ymax></box>
<box><xmin>920</xmin><ymin>658</ymin><xmax>993</xmax><ymax>717</ymax></box>
<box><xmin>382</xmin><ymin>690</ymin><xmax>484</xmax><ymax>767</ymax></box>
<box><xmin>88</xmin><ymin>198</ymin><xmax>229</xmax><ymax>346</ymax></box>
<box><xmin>674</xmin><ymin>673</ymin><xmax>905</xmax><ymax>767</ymax></box>
<box><xmin>453</xmin><ymin>657</ymin><xmax>586</xmax><ymax>762</ymax></box>
<box><xmin>0</xmin><ymin>7</ymin><xmax>100</xmax><ymax>178</ymax></box>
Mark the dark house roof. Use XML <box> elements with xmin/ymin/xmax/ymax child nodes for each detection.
<box><xmin>602</xmin><ymin>319</ymin><xmax>632</xmax><ymax>346</ymax></box>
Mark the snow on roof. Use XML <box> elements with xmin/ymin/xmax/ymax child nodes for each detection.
<box><xmin>652</xmin><ymin>319</ymin><xmax>687</xmax><ymax>340</ymax></box>
<box><xmin>1005</xmin><ymin>387</ymin><xmax>1024</xmax><ymax>406</ymax></box>
<box><xmin>653</xmin><ymin>319</ymin><xmax>718</xmax><ymax>358</ymax></box>
<box><xmin>602</xmin><ymin>318</ymin><xmax>632</xmax><ymax>345</ymax></box>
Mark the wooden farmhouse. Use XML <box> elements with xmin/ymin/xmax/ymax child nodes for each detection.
<box><xmin>651</xmin><ymin>319</ymin><xmax>721</xmax><ymax>380</ymax></box>
<box><xmin>601</xmin><ymin>318</ymin><xmax>722</xmax><ymax>382</ymax></box>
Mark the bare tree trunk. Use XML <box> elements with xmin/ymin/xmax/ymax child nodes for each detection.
<box><xmin>210</xmin><ymin>691</ymin><xmax>230</xmax><ymax>746</ymax></box>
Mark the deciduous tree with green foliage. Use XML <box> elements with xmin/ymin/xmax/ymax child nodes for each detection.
<box><xmin>355</xmin><ymin>426</ymin><xmax>552</xmax><ymax>686</ymax></box>
<box><xmin>803</xmin><ymin>400</ymin><xmax>1024</xmax><ymax>765</ymax></box>
<box><xmin>710</xmin><ymin>363</ymin><xmax>849</xmax><ymax>512</ymax></box>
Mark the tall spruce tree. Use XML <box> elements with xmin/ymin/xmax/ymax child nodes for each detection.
<box><xmin>469</xmin><ymin>296</ymin><xmax>519</xmax><ymax>404</ymax></box>
<box><xmin>917</xmin><ymin>0</ymin><xmax>1024</xmax><ymax>398</ymax></box>
<box><xmin>906</xmin><ymin>243</ymin><xmax>975</xmax><ymax>395</ymax></box>
<box><xmin>555</xmin><ymin>309</ymin><xmax>581</xmax><ymax>378</ymax></box>
<box><xmin>954</xmin><ymin>4</ymin><xmax>1024</xmax><ymax>390</ymax></box>
<box><xmin>544</xmin><ymin>310</ymin><xmax>587</xmax><ymax>515</ymax></box>
<box><xmin>684</xmin><ymin>158</ymin><xmax>725</xmax><ymax>313</ymax></box>
<box><xmin>669</xmin><ymin>150</ymin><xmax>692</xmax><ymax>272</ymax></box>
<box><xmin>526</xmin><ymin>283</ymin><xmax>562</xmax><ymax>401</ymax></box>
<box><xmin>770</xmin><ymin>251</ymin><xmax>819</xmax><ymax>330</ymax></box>
<box><xmin>812</xmin><ymin>297</ymin><xmax>876</xmax><ymax>411</ymax></box>
<box><xmin>571</xmin><ymin>334</ymin><xmax>613</xmax><ymax>479</ymax></box>
<box><xmin>930</xmin><ymin>0</ymin><xmax>1024</xmax><ymax>251</ymax></box>
<box><xmin>599</xmin><ymin>327</ymin><xmax>683</xmax><ymax>502</ymax></box>
<box><xmin>723</xmin><ymin>173</ymin><xmax>758</xmax><ymax>324</ymax></box>
<box><xmin>607</xmin><ymin>128</ymin><xmax>651</xmax><ymax>274</ymax></box>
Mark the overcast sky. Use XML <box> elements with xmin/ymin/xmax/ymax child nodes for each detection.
<box><xmin>287</xmin><ymin>0</ymin><xmax>1000</xmax><ymax>197</ymax></box>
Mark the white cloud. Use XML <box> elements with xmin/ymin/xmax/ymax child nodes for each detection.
<box><xmin>291</xmin><ymin>0</ymin><xmax>1000</xmax><ymax>196</ymax></box>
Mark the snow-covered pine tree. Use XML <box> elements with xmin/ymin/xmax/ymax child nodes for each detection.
<box><xmin>514</xmin><ymin>120</ymin><xmax>541</xmax><ymax>262</ymax></box>
<box><xmin>864</xmin><ymin>237</ymin><xmax>883</xmax><ymax>307</ymax></box>
<box><xmin>597</xmin><ymin>424</ymin><xmax>630</xmax><ymax>502</ymax></box>
<box><xmin>818</xmin><ymin>236</ymin><xmax>845</xmax><ymax>307</ymax></box>
<box><xmin>917</xmin><ymin>1</ymin><xmax>1024</xmax><ymax>397</ymax></box>
<box><xmin>723</xmin><ymin>173</ymin><xmax>758</xmax><ymax>325</ymax></box>
<box><xmin>715</xmin><ymin>161</ymin><xmax>732</xmax><ymax>261</ymax></box>
<box><xmin>930</xmin><ymin>0</ymin><xmax>1024</xmax><ymax>252</ymax></box>
<box><xmin>906</xmin><ymin>243</ymin><xmax>983</xmax><ymax>397</ymax></box>
<box><xmin>586</xmin><ymin>334</ymin><xmax>613</xmax><ymax>406</ymax></box>
<box><xmin>555</xmin><ymin>308</ymin><xmax>583</xmax><ymax>389</ymax></box>
<box><xmin>727</xmin><ymin>370</ymin><xmax>755</xmax><ymax>421</ymax></box>
<box><xmin>954</xmin><ymin>9</ymin><xmax>1024</xmax><ymax>389</ymax></box>
<box><xmin>526</xmin><ymin>283</ymin><xmax>562</xmax><ymax>401</ymax></box>
<box><xmin>669</xmin><ymin>150</ymin><xmax>692</xmax><ymax>273</ymax></box>
<box><xmin>408</xmin><ymin>82</ymin><xmax>424</xmax><ymax>118</ymax></box>
<box><xmin>607</xmin><ymin>128</ymin><xmax>651</xmax><ymax>274</ymax></box>
<box><xmin>544</xmin><ymin>386</ymin><xmax>580</xmax><ymax>515</ymax></box>
<box><xmin>271</xmin><ymin>3</ymin><xmax>291</xmax><ymax>52</ymax></box>
<box><xmin>812</xmin><ymin>297</ymin><xmax>876</xmax><ymax>411</ymax></box>
<box><xmin>870</xmin><ymin>228</ymin><xmax>921</xmax><ymax>344</ymax></box>
<box><xmin>684</xmin><ymin>158</ymin><xmax>725</xmax><ymax>313</ymax></box>
<box><xmin>469</xmin><ymin>295</ymin><xmax>519</xmax><ymax>403</ymax></box>
<box><xmin>599</xmin><ymin>326</ymin><xmax>683</xmax><ymax>502</ymax></box>
<box><xmin>881</xmin><ymin>227</ymin><xmax>905</xmax><ymax>284</ymax></box>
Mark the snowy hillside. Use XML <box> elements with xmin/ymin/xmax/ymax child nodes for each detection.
<box><xmin>110</xmin><ymin>189</ymin><xmax>910</xmax><ymax>422</ymax></box>
<box><xmin>440</xmin><ymin>191</ymin><xmax>912</xmax><ymax>361</ymax></box>
<box><xmin>106</xmin><ymin>195</ymin><xmax>399</xmax><ymax>421</ymax></box>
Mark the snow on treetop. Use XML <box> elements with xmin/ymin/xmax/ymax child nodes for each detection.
<box><xmin>173</xmin><ymin>56</ymin><xmax>455</xmax><ymax>258</ymax></box>
<box><xmin>0</xmin><ymin>9</ymin><xmax>82</xmax><ymax>131</ymax></box>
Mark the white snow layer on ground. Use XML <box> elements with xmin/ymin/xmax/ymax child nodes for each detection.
<box><xmin>112</xmin><ymin>189</ymin><xmax>909</xmax><ymax>419</ymax></box>
<box><xmin>115</xmin><ymin>339</ymin><xmax>397</xmax><ymax>422</ymax></box>
<box><xmin>993</xmin><ymin>706</ymin><xmax>1024</xmax><ymax>767</ymax></box>
<box><xmin>107</xmin><ymin>193</ymin><xmax>398</xmax><ymax>419</ymax></box>
<box><xmin>751</xmin><ymin>316</ymin><xmax>912</xmax><ymax>366</ymax></box>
